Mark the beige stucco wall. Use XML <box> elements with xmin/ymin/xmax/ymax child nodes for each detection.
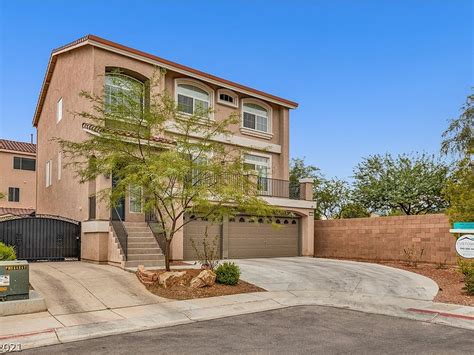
<box><xmin>36</xmin><ymin>44</ymin><xmax>292</xmax><ymax>223</ymax></box>
<box><xmin>0</xmin><ymin>150</ymin><xmax>36</xmax><ymax>209</ymax></box>
<box><xmin>36</xmin><ymin>45</ymin><xmax>95</xmax><ymax>222</ymax></box>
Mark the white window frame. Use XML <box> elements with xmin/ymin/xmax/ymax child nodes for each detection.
<box><xmin>57</xmin><ymin>152</ymin><xmax>62</xmax><ymax>181</ymax></box>
<box><xmin>217</xmin><ymin>88</ymin><xmax>238</xmax><ymax>108</ymax></box>
<box><xmin>104</xmin><ymin>73</ymin><xmax>145</xmax><ymax>118</ymax></box>
<box><xmin>240</xmin><ymin>98</ymin><xmax>273</xmax><ymax>139</ymax></box>
<box><xmin>174</xmin><ymin>78</ymin><xmax>214</xmax><ymax>120</ymax></box>
<box><xmin>56</xmin><ymin>97</ymin><xmax>63</xmax><ymax>123</ymax></box>
<box><xmin>45</xmin><ymin>160</ymin><xmax>52</xmax><ymax>187</ymax></box>
<box><xmin>243</xmin><ymin>152</ymin><xmax>272</xmax><ymax>194</ymax></box>
<box><xmin>129</xmin><ymin>185</ymin><xmax>143</xmax><ymax>213</ymax></box>
<box><xmin>8</xmin><ymin>187</ymin><xmax>20</xmax><ymax>202</ymax></box>
<box><xmin>243</xmin><ymin>152</ymin><xmax>272</xmax><ymax>178</ymax></box>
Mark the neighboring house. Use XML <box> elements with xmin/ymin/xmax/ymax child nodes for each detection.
<box><xmin>33</xmin><ymin>35</ymin><xmax>315</xmax><ymax>268</ymax></box>
<box><xmin>0</xmin><ymin>139</ymin><xmax>36</xmax><ymax>216</ymax></box>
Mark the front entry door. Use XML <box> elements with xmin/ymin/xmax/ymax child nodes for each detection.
<box><xmin>111</xmin><ymin>174</ymin><xmax>125</xmax><ymax>221</ymax></box>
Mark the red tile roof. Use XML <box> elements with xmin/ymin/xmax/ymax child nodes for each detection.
<box><xmin>0</xmin><ymin>207</ymin><xmax>35</xmax><ymax>217</ymax></box>
<box><xmin>0</xmin><ymin>139</ymin><xmax>36</xmax><ymax>154</ymax></box>
<box><xmin>82</xmin><ymin>123</ymin><xmax>176</xmax><ymax>145</ymax></box>
<box><xmin>33</xmin><ymin>35</ymin><xmax>298</xmax><ymax>126</ymax></box>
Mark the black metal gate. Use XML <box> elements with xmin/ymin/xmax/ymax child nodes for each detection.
<box><xmin>0</xmin><ymin>215</ymin><xmax>81</xmax><ymax>260</ymax></box>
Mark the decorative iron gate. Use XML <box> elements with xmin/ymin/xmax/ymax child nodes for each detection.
<box><xmin>0</xmin><ymin>215</ymin><xmax>81</xmax><ymax>260</ymax></box>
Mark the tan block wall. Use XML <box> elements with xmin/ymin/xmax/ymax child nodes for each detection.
<box><xmin>0</xmin><ymin>151</ymin><xmax>36</xmax><ymax>209</ymax></box>
<box><xmin>314</xmin><ymin>214</ymin><xmax>457</xmax><ymax>265</ymax></box>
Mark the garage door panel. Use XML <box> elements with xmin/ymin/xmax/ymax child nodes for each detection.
<box><xmin>228</xmin><ymin>217</ymin><xmax>299</xmax><ymax>258</ymax></box>
<box><xmin>183</xmin><ymin>219</ymin><xmax>221</xmax><ymax>260</ymax></box>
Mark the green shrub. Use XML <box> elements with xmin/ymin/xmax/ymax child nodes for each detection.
<box><xmin>0</xmin><ymin>242</ymin><xmax>16</xmax><ymax>261</ymax></box>
<box><xmin>464</xmin><ymin>274</ymin><xmax>474</xmax><ymax>295</ymax></box>
<box><xmin>215</xmin><ymin>262</ymin><xmax>240</xmax><ymax>285</ymax></box>
<box><xmin>457</xmin><ymin>258</ymin><xmax>474</xmax><ymax>278</ymax></box>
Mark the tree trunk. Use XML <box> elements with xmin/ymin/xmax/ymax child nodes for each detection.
<box><xmin>165</xmin><ymin>239</ymin><xmax>171</xmax><ymax>271</ymax></box>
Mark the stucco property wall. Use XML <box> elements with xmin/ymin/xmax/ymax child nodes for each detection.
<box><xmin>314</xmin><ymin>214</ymin><xmax>457</xmax><ymax>265</ymax></box>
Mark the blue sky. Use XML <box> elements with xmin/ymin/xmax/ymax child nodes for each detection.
<box><xmin>0</xmin><ymin>1</ymin><xmax>472</xmax><ymax>179</ymax></box>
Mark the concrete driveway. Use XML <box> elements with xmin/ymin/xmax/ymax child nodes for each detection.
<box><xmin>233</xmin><ymin>257</ymin><xmax>439</xmax><ymax>301</ymax></box>
<box><xmin>29</xmin><ymin>262</ymin><xmax>166</xmax><ymax>320</ymax></box>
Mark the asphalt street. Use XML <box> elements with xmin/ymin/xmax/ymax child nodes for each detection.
<box><xmin>25</xmin><ymin>305</ymin><xmax>474</xmax><ymax>354</ymax></box>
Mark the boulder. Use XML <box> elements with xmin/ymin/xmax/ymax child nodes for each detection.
<box><xmin>190</xmin><ymin>276</ymin><xmax>206</xmax><ymax>288</ymax></box>
<box><xmin>136</xmin><ymin>265</ymin><xmax>159</xmax><ymax>286</ymax></box>
<box><xmin>190</xmin><ymin>269</ymin><xmax>216</xmax><ymax>288</ymax></box>
<box><xmin>158</xmin><ymin>271</ymin><xmax>186</xmax><ymax>288</ymax></box>
<box><xmin>198</xmin><ymin>270</ymin><xmax>216</xmax><ymax>286</ymax></box>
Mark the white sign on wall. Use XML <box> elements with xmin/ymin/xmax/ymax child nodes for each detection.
<box><xmin>455</xmin><ymin>235</ymin><xmax>474</xmax><ymax>259</ymax></box>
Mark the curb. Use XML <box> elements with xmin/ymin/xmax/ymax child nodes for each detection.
<box><xmin>408</xmin><ymin>308</ymin><xmax>474</xmax><ymax>321</ymax></box>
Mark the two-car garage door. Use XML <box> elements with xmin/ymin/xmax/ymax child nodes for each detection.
<box><xmin>183</xmin><ymin>215</ymin><xmax>299</xmax><ymax>260</ymax></box>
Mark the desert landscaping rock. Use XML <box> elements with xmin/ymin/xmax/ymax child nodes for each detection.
<box><xmin>190</xmin><ymin>277</ymin><xmax>206</xmax><ymax>288</ymax></box>
<box><xmin>136</xmin><ymin>265</ymin><xmax>159</xmax><ymax>286</ymax></box>
<box><xmin>190</xmin><ymin>270</ymin><xmax>216</xmax><ymax>288</ymax></box>
<box><xmin>158</xmin><ymin>271</ymin><xmax>187</xmax><ymax>288</ymax></box>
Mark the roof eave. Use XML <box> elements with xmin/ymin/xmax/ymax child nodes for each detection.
<box><xmin>33</xmin><ymin>35</ymin><xmax>299</xmax><ymax>127</ymax></box>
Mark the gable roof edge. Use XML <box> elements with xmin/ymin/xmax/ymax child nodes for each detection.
<box><xmin>33</xmin><ymin>35</ymin><xmax>298</xmax><ymax>127</ymax></box>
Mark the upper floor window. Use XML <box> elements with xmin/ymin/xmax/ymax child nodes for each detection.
<box><xmin>8</xmin><ymin>187</ymin><xmax>20</xmax><ymax>202</ymax></box>
<box><xmin>13</xmin><ymin>157</ymin><xmax>36</xmax><ymax>171</ymax></box>
<box><xmin>45</xmin><ymin>160</ymin><xmax>52</xmax><ymax>187</ymax></box>
<box><xmin>56</xmin><ymin>97</ymin><xmax>63</xmax><ymax>123</ymax></box>
<box><xmin>175</xmin><ymin>79</ymin><xmax>213</xmax><ymax>118</ymax></box>
<box><xmin>57</xmin><ymin>152</ymin><xmax>62</xmax><ymax>181</ymax></box>
<box><xmin>242</xmin><ymin>100</ymin><xmax>271</xmax><ymax>134</ymax></box>
<box><xmin>217</xmin><ymin>89</ymin><xmax>238</xmax><ymax>108</ymax></box>
<box><xmin>105</xmin><ymin>73</ymin><xmax>144</xmax><ymax>116</ymax></box>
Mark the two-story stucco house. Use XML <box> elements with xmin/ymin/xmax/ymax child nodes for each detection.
<box><xmin>0</xmin><ymin>139</ymin><xmax>37</xmax><ymax>216</ymax></box>
<box><xmin>33</xmin><ymin>35</ymin><xmax>315</xmax><ymax>268</ymax></box>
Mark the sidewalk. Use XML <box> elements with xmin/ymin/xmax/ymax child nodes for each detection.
<box><xmin>1</xmin><ymin>289</ymin><xmax>473</xmax><ymax>351</ymax></box>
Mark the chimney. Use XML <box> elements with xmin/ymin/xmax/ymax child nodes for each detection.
<box><xmin>30</xmin><ymin>133</ymin><xmax>33</xmax><ymax>144</ymax></box>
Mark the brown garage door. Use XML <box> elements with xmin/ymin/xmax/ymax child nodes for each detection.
<box><xmin>183</xmin><ymin>215</ymin><xmax>222</xmax><ymax>260</ymax></box>
<box><xmin>228</xmin><ymin>216</ymin><xmax>299</xmax><ymax>258</ymax></box>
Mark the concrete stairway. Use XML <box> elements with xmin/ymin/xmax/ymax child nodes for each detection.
<box><xmin>123</xmin><ymin>222</ymin><xmax>164</xmax><ymax>269</ymax></box>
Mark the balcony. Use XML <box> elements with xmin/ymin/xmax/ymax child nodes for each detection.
<box><xmin>256</xmin><ymin>177</ymin><xmax>301</xmax><ymax>200</ymax></box>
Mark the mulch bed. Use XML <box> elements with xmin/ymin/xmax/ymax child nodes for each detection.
<box><xmin>143</xmin><ymin>269</ymin><xmax>265</xmax><ymax>300</ymax></box>
<box><xmin>381</xmin><ymin>262</ymin><xmax>473</xmax><ymax>307</ymax></box>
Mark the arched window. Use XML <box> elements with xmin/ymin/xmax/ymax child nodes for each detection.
<box><xmin>217</xmin><ymin>89</ymin><xmax>238</xmax><ymax>108</ymax></box>
<box><xmin>175</xmin><ymin>79</ymin><xmax>213</xmax><ymax>117</ymax></box>
<box><xmin>104</xmin><ymin>73</ymin><xmax>144</xmax><ymax>115</ymax></box>
<box><xmin>242</xmin><ymin>100</ymin><xmax>271</xmax><ymax>134</ymax></box>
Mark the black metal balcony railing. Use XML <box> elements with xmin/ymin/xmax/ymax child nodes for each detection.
<box><xmin>185</xmin><ymin>173</ymin><xmax>302</xmax><ymax>200</ymax></box>
<box><xmin>257</xmin><ymin>177</ymin><xmax>300</xmax><ymax>200</ymax></box>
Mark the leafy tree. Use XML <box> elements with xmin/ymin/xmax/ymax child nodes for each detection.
<box><xmin>352</xmin><ymin>153</ymin><xmax>450</xmax><ymax>215</ymax></box>
<box><xmin>289</xmin><ymin>157</ymin><xmax>320</xmax><ymax>193</ymax></box>
<box><xmin>58</xmin><ymin>69</ymin><xmax>277</xmax><ymax>271</ymax></box>
<box><xmin>340</xmin><ymin>202</ymin><xmax>370</xmax><ymax>219</ymax></box>
<box><xmin>0</xmin><ymin>192</ymin><xmax>4</xmax><ymax>200</ymax></box>
<box><xmin>314</xmin><ymin>177</ymin><xmax>350</xmax><ymax>219</ymax></box>
<box><xmin>441</xmin><ymin>90</ymin><xmax>474</xmax><ymax>222</ymax></box>
<box><xmin>441</xmin><ymin>90</ymin><xmax>473</xmax><ymax>157</ymax></box>
<box><xmin>443</xmin><ymin>158</ymin><xmax>474</xmax><ymax>222</ymax></box>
